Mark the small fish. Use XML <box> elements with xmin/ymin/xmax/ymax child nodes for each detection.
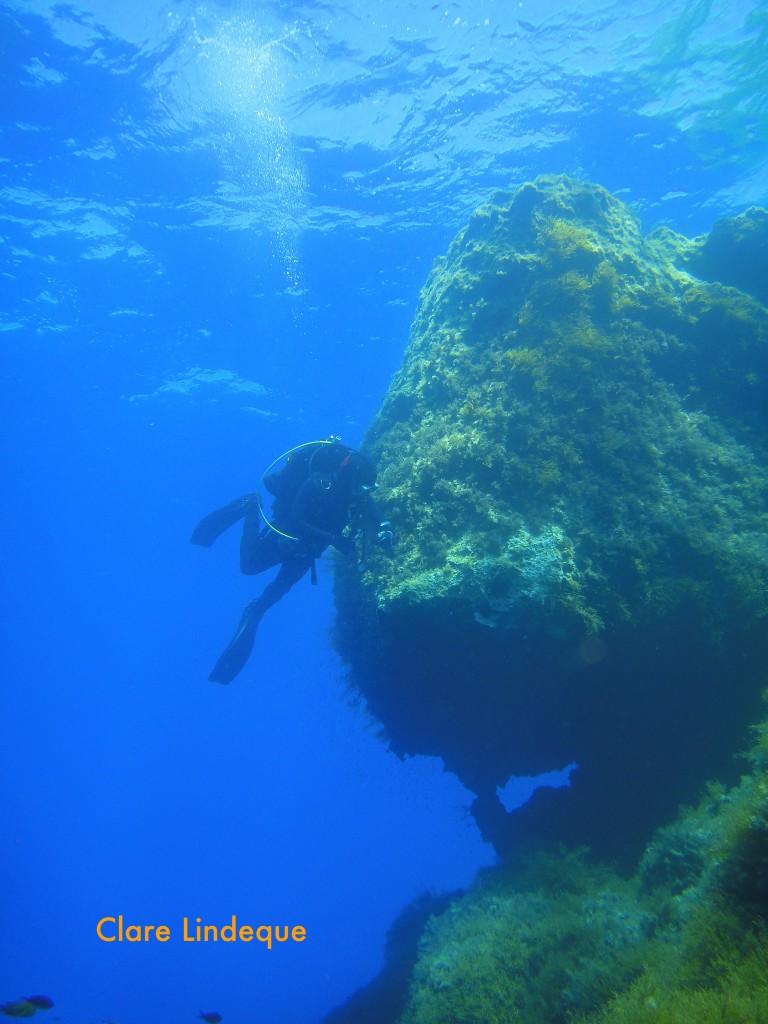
<box><xmin>23</xmin><ymin>1002</ymin><xmax>53</xmax><ymax>1013</ymax></box>
<box><xmin>198</xmin><ymin>1014</ymin><xmax>222</xmax><ymax>1024</ymax></box>
<box><xmin>0</xmin><ymin>1003</ymin><xmax>36</xmax><ymax>1019</ymax></box>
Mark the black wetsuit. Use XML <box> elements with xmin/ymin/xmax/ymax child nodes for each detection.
<box><xmin>240</xmin><ymin>473</ymin><xmax>378</xmax><ymax>607</ymax></box>
<box><xmin>192</xmin><ymin>471</ymin><xmax>383</xmax><ymax>684</ymax></box>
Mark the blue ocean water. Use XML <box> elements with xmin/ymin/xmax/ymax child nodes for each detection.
<box><xmin>1</xmin><ymin>1</ymin><xmax>766</xmax><ymax>1022</ymax></box>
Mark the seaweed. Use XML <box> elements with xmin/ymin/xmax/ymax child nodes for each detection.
<box><xmin>333</xmin><ymin>175</ymin><xmax>768</xmax><ymax>859</ymax></box>
<box><xmin>394</xmin><ymin>702</ymin><xmax>768</xmax><ymax>1024</ymax></box>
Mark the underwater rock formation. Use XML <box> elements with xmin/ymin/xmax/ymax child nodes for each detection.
<box><xmin>335</xmin><ymin>175</ymin><xmax>768</xmax><ymax>859</ymax></box>
<box><xmin>395</xmin><ymin>707</ymin><xmax>768</xmax><ymax>1024</ymax></box>
<box><xmin>325</xmin><ymin>702</ymin><xmax>768</xmax><ymax>1023</ymax></box>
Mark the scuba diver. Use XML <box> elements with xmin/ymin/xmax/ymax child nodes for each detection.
<box><xmin>190</xmin><ymin>438</ymin><xmax>393</xmax><ymax>684</ymax></box>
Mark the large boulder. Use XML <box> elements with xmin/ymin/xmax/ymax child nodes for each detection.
<box><xmin>335</xmin><ymin>175</ymin><xmax>768</xmax><ymax>860</ymax></box>
<box><xmin>396</xmin><ymin>717</ymin><xmax>768</xmax><ymax>1024</ymax></box>
<box><xmin>324</xmin><ymin>701</ymin><xmax>768</xmax><ymax>1024</ymax></box>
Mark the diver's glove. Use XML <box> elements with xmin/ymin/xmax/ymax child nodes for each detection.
<box><xmin>332</xmin><ymin>533</ymin><xmax>355</xmax><ymax>555</ymax></box>
<box><xmin>375</xmin><ymin>521</ymin><xmax>394</xmax><ymax>552</ymax></box>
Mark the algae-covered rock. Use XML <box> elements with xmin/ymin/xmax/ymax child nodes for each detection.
<box><xmin>320</xmin><ymin>703</ymin><xmax>768</xmax><ymax>1024</ymax></box>
<box><xmin>394</xmin><ymin>708</ymin><xmax>768</xmax><ymax>1024</ymax></box>
<box><xmin>400</xmin><ymin>853</ymin><xmax>652</xmax><ymax>1024</ymax></box>
<box><xmin>688</xmin><ymin>205</ymin><xmax>768</xmax><ymax>307</ymax></box>
<box><xmin>335</xmin><ymin>175</ymin><xmax>768</xmax><ymax>858</ymax></box>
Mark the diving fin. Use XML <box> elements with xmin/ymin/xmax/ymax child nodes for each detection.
<box><xmin>208</xmin><ymin>599</ymin><xmax>263</xmax><ymax>684</ymax></box>
<box><xmin>190</xmin><ymin>494</ymin><xmax>255</xmax><ymax>547</ymax></box>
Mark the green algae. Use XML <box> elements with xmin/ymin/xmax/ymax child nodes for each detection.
<box><xmin>328</xmin><ymin>176</ymin><xmax>768</xmax><ymax>1024</ymax></box>
<box><xmin>334</xmin><ymin>174</ymin><xmax>768</xmax><ymax>861</ymax></box>
<box><xmin>689</xmin><ymin>205</ymin><xmax>768</xmax><ymax>307</ymax></box>
<box><xmin>400</xmin><ymin>851</ymin><xmax>650</xmax><ymax>1024</ymax></box>
<box><xmin>351</xmin><ymin>175</ymin><xmax>768</xmax><ymax>640</ymax></box>
<box><xmin>397</xmin><ymin>700</ymin><xmax>768</xmax><ymax>1024</ymax></box>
